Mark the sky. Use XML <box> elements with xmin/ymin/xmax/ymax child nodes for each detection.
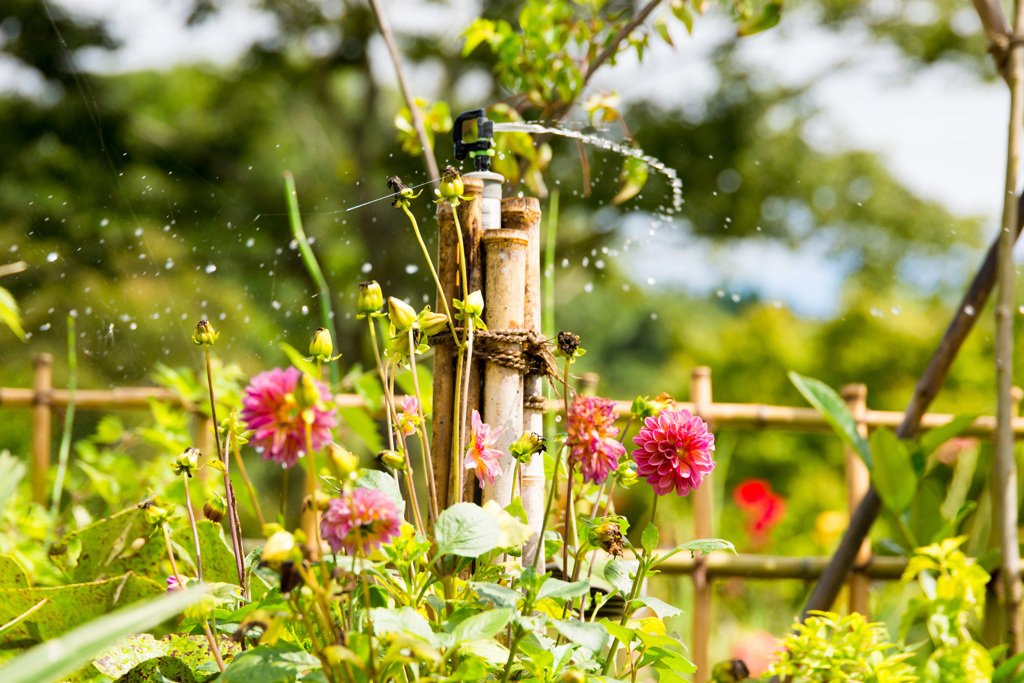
<box><xmin>3</xmin><ymin>0</ymin><xmax>1014</xmax><ymax>317</ymax></box>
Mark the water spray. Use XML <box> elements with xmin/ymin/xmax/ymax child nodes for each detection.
<box><xmin>453</xmin><ymin>109</ymin><xmax>504</xmax><ymax>231</ymax></box>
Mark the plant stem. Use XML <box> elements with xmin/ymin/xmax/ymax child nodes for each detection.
<box><xmin>49</xmin><ymin>315</ymin><xmax>76</xmax><ymax>516</ymax></box>
<box><xmin>366</xmin><ymin>317</ymin><xmax>397</xmax><ymax>452</ymax></box>
<box><xmin>402</xmin><ymin>203</ymin><xmax>459</xmax><ymax>345</ymax></box>
<box><xmin>162</xmin><ymin>523</ymin><xmax>183</xmax><ymax>584</ymax></box>
<box><xmin>280</xmin><ymin>467</ymin><xmax>290</xmax><ymax>521</ymax></box>
<box><xmin>535</xmin><ymin>449</ymin><xmax>564</xmax><ymax>573</ymax></box>
<box><xmin>182</xmin><ymin>475</ymin><xmax>203</xmax><ymax>582</ymax></box>
<box><xmin>408</xmin><ymin>328</ymin><xmax>439</xmax><ymax>525</ymax></box>
<box><xmin>449</xmin><ymin>205</ymin><xmax>472</xmax><ymax>507</ymax></box>
<box><xmin>498</xmin><ymin>626</ymin><xmax>525</xmax><ymax>683</ymax></box>
<box><xmin>304</xmin><ymin>428</ymin><xmax>326</xmax><ymax>575</ymax></box>
<box><xmin>202</xmin><ymin>622</ymin><xmax>226</xmax><ymax>672</ymax></box>
<box><xmin>231</xmin><ymin>432</ymin><xmax>266</xmax><ymax>529</ymax></box>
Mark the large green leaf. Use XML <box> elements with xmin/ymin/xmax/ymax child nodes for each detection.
<box><xmin>550</xmin><ymin>618</ymin><xmax>609</xmax><ymax>653</ymax></box>
<box><xmin>789</xmin><ymin>372</ymin><xmax>871</xmax><ymax>469</ymax></box>
<box><xmin>604</xmin><ymin>559</ymin><xmax>638</xmax><ymax>594</ymax></box>
<box><xmin>58</xmin><ymin>506</ymin><xmax>152</xmax><ymax>583</ymax></box>
<box><xmin>433</xmin><ymin>503</ymin><xmax>501</xmax><ymax>558</ymax></box>
<box><xmin>918</xmin><ymin>414</ymin><xmax>979</xmax><ymax>460</ymax></box>
<box><xmin>1</xmin><ymin>585</ymin><xmax>204</xmax><ymax>683</ymax></box>
<box><xmin>870</xmin><ymin>428</ymin><xmax>917</xmax><ymax>514</ymax></box>
<box><xmin>355</xmin><ymin>470</ymin><xmax>404</xmax><ymax>509</ymax></box>
<box><xmin>0</xmin><ymin>573</ymin><xmax>164</xmax><ymax>643</ymax></box>
<box><xmin>0</xmin><ymin>554</ymin><xmax>31</xmax><ymax>589</ymax></box>
<box><xmin>368</xmin><ymin>607</ymin><xmax>434</xmax><ymax>643</ymax></box>
<box><xmin>171</xmin><ymin>521</ymin><xmax>239</xmax><ymax>584</ymax></box>
<box><xmin>451</xmin><ymin>607</ymin><xmax>512</xmax><ymax>644</ymax></box>
<box><xmin>216</xmin><ymin>643</ymin><xmax>320</xmax><ymax>683</ymax></box>
<box><xmin>632</xmin><ymin>596</ymin><xmax>682</xmax><ymax>619</ymax></box>
<box><xmin>536</xmin><ymin>579</ymin><xmax>590</xmax><ymax>602</ymax></box>
<box><xmin>112</xmin><ymin>656</ymin><xmax>196</xmax><ymax>683</ymax></box>
<box><xmin>94</xmin><ymin>633</ymin><xmax>239</xmax><ymax>680</ymax></box>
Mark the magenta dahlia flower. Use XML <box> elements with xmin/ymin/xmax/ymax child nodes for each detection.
<box><xmin>240</xmin><ymin>366</ymin><xmax>338</xmax><ymax>468</ymax></box>
<box><xmin>465</xmin><ymin>409</ymin><xmax>503</xmax><ymax>485</ymax></box>
<box><xmin>632</xmin><ymin>408</ymin><xmax>715</xmax><ymax>496</ymax></box>
<box><xmin>566</xmin><ymin>395</ymin><xmax>626</xmax><ymax>485</ymax></box>
<box><xmin>321</xmin><ymin>488</ymin><xmax>403</xmax><ymax>555</ymax></box>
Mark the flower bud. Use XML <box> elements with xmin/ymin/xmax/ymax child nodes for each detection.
<box><xmin>358</xmin><ymin>281</ymin><xmax>384</xmax><ymax>314</ymax></box>
<box><xmin>464</xmin><ymin>290</ymin><xmax>485</xmax><ymax>318</ymax></box>
<box><xmin>630</xmin><ymin>395</ymin><xmax>655</xmax><ymax>421</ymax></box>
<box><xmin>262</xmin><ymin>530</ymin><xmax>301</xmax><ymax>569</ymax></box>
<box><xmin>294</xmin><ymin>372</ymin><xmax>321</xmax><ymax>410</ymax></box>
<box><xmin>303</xmin><ymin>489</ymin><xmax>331</xmax><ymax>511</ymax></box>
<box><xmin>417</xmin><ymin>309</ymin><xmax>450</xmax><ymax>337</ymax></box>
<box><xmin>560</xmin><ymin>670</ymin><xmax>586</xmax><ymax>683</ymax></box>
<box><xmin>588</xmin><ymin>521</ymin><xmax>624</xmax><ymax>557</ymax></box>
<box><xmin>144</xmin><ymin>502</ymin><xmax>173</xmax><ymax>526</ymax></box>
<box><xmin>166</xmin><ymin>575</ymin><xmax>185</xmax><ymax>593</ymax></box>
<box><xmin>438</xmin><ymin>165</ymin><xmax>465</xmax><ymax>201</ymax></box>
<box><xmin>556</xmin><ymin>331</ymin><xmax>581</xmax><ymax>358</ymax></box>
<box><xmin>171</xmin><ymin>447</ymin><xmax>201</xmax><ymax>478</ymax></box>
<box><xmin>203</xmin><ymin>494</ymin><xmax>227</xmax><ymax>523</ymax></box>
<box><xmin>326</xmin><ymin>442</ymin><xmax>359</xmax><ymax>480</ymax></box>
<box><xmin>614</xmin><ymin>460</ymin><xmax>639</xmax><ymax>488</ymax></box>
<box><xmin>376</xmin><ymin>449</ymin><xmax>407</xmax><ymax>472</ymax></box>
<box><xmin>510</xmin><ymin>432</ymin><xmax>546</xmax><ymax>463</ymax></box>
<box><xmin>388</xmin><ymin>297</ymin><xmax>418</xmax><ymax>332</ymax></box>
<box><xmin>191</xmin><ymin>319</ymin><xmax>219</xmax><ymax>347</ymax></box>
<box><xmin>309</xmin><ymin>327</ymin><xmax>334</xmax><ymax>361</ymax></box>
<box><xmin>649</xmin><ymin>392</ymin><xmax>675</xmax><ymax>414</ymax></box>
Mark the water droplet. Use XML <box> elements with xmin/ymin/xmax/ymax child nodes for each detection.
<box><xmin>46</xmin><ymin>252</ymin><xmax>58</xmax><ymax>262</ymax></box>
<box><xmin>205</xmin><ymin>264</ymin><xmax>217</xmax><ymax>274</ymax></box>
<box><xmin>405</xmin><ymin>264</ymin><xmax>419</xmax><ymax>274</ymax></box>
<box><xmin>964</xmin><ymin>305</ymin><xmax>975</xmax><ymax>316</ymax></box>
<box><xmin>891</xmin><ymin>306</ymin><xmax>901</xmax><ymax>316</ymax></box>
<box><xmin>246</xmin><ymin>238</ymin><xmax>255</xmax><ymax>248</ymax></box>
<box><xmin>647</xmin><ymin>277</ymin><xmax>656</xmax><ymax>285</ymax></box>
<box><xmin>361</xmin><ymin>263</ymin><xmax>373</xmax><ymax>274</ymax></box>
<box><xmin>583</xmin><ymin>283</ymin><xmax>594</xmax><ymax>293</ymax></box>
<box><xmin>165</xmin><ymin>258</ymin><xmax>174</xmax><ymax>269</ymax></box>
<box><xmin>731</xmin><ymin>293</ymin><xmax>741</xmax><ymax>302</ymax></box>
<box><xmin>272</xmin><ymin>301</ymin><xmax>281</xmax><ymax>310</ymax></box>
<box><xmin>39</xmin><ymin>323</ymin><xmax>51</xmax><ymax>331</ymax></box>
<box><xmin>651</xmin><ymin>312</ymin><xmax>658</xmax><ymax>320</ymax></box>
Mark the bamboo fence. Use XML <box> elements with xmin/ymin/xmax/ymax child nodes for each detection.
<box><xmin>5</xmin><ymin>358</ymin><xmax>1024</xmax><ymax>679</ymax></box>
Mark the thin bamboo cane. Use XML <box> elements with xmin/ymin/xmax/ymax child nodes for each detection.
<box><xmin>31</xmin><ymin>354</ymin><xmax>52</xmax><ymax>505</ymax></box>
<box><xmin>481</xmin><ymin>229</ymin><xmax>529</xmax><ymax>508</ymax></box>
<box><xmin>995</xmin><ymin>0</ymin><xmax>1024</xmax><ymax>646</ymax></box>
<box><xmin>691</xmin><ymin>367</ymin><xmax>713</xmax><ymax>683</ymax></box>
<box><xmin>432</xmin><ymin>178</ymin><xmax>484</xmax><ymax>510</ymax></box>
<box><xmin>505</xmin><ymin>197</ymin><xmax>546</xmax><ymax>567</ymax></box>
<box><xmin>842</xmin><ymin>383</ymin><xmax>871</xmax><ymax>616</ymax></box>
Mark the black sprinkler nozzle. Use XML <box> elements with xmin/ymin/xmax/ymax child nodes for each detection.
<box><xmin>453</xmin><ymin>109</ymin><xmax>494</xmax><ymax>172</ymax></box>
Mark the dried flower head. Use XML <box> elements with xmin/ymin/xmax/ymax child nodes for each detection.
<box><xmin>566</xmin><ymin>395</ymin><xmax>626</xmax><ymax>485</ymax></box>
<box><xmin>241</xmin><ymin>367</ymin><xmax>338</xmax><ymax>468</ymax></box>
<box><xmin>557</xmin><ymin>331</ymin><xmax>580</xmax><ymax>358</ymax></box>
<box><xmin>632</xmin><ymin>408</ymin><xmax>715</xmax><ymax>497</ymax></box>
<box><xmin>465</xmin><ymin>409</ymin><xmax>503</xmax><ymax>486</ymax></box>
<box><xmin>321</xmin><ymin>488</ymin><xmax>403</xmax><ymax>556</ymax></box>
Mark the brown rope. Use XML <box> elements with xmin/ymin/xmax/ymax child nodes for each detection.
<box><xmin>429</xmin><ymin>327</ymin><xmax>561</xmax><ymax>379</ymax></box>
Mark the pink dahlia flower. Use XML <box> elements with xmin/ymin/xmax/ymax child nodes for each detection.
<box><xmin>241</xmin><ymin>366</ymin><xmax>338</xmax><ymax>468</ymax></box>
<box><xmin>465</xmin><ymin>409</ymin><xmax>503</xmax><ymax>485</ymax></box>
<box><xmin>567</xmin><ymin>395</ymin><xmax>626</xmax><ymax>485</ymax></box>
<box><xmin>632</xmin><ymin>408</ymin><xmax>715</xmax><ymax>496</ymax></box>
<box><xmin>321</xmin><ymin>488</ymin><xmax>403</xmax><ymax>555</ymax></box>
<box><xmin>397</xmin><ymin>395</ymin><xmax>420</xmax><ymax>437</ymax></box>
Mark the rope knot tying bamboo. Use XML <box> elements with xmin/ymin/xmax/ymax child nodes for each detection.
<box><xmin>429</xmin><ymin>327</ymin><xmax>560</xmax><ymax>379</ymax></box>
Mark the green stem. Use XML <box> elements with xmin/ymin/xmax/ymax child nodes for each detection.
<box><xmin>280</xmin><ymin>468</ymin><xmax>289</xmax><ymax>522</ymax></box>
<box><xmin>366</xmin><ymin>317</ymin><xmax>397</xmax><ymax>452</ymax></box>
<box><xmin>304</xmin><ymin>428</ymin><xmax>327</xmax><ymax>580</ymax></box>
<box><xmin>182</xmin><ymin>475</ymin><xmax>203</xmax><ymax>582</ymax></box>
<box><xmin>498</xmin><ymin>626</ymin><xmax>525</xmax><ymax>683</ymax></box>
<box><xmin>202</xmin><ymin>622</ymin><xmax>226</xmax><ymax>672</ymax></box>
<box><xmin>49</xmin><ymin>315</ymin><xmax>76</xmax><ymax>517</ymax></box>
<box><xmin>534</xmin><ymin>448</ymin><xmax>564</xmax><ymax>579</ymax></box>
<box><xmin>408</xmin><ymin>328</ymin><xmax>439</xmax><ymax>525</ymax></box>
<box><xmin>162</xmin><ymin>523</ymin><xmax>183</xmax><ymax>584</ymax></box>
<box><xmin>402</xmin><ymin>203</ymin><xmax>459</xmax><ymax>346</ymax></box>
<box><xmin>284</xmin><ymin>170</ymin><xmax>339</xmax><ymax>387</ymax></box>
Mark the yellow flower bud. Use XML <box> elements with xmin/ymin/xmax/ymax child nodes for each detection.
<box><xmin>203</xmin><ymin>494</ymin><xmax>227</xmax><ymax>523</ymax></box>
<box><xmin>358</xmin><ymin>281</ymin><xmax>384</xmax><ymax>314</ymax></box>
<box><xmin>309</xmin><ymin>327</ymin><xmax>334</xmax><ymax>361</ymax></box>
<box><xmin>438</xmin><ymin>165</ymin><xmax>465</xmax><ymax>201</ymax></box>
<box><xmin>326</xmin><ymin>442</ymin><xmax>359</xmax><ymax>480</ymax></box>
<box><xmin>294</xmin><ymin>372</ymin><xmax>321</xmax><ymax>410</ymax></box>
<box><xmin>388</xmin><ymin>297</ymin><xmax>418</xmax><ymax>331</ymax></box>
<box><xmin>417</xmin><ymin>309</ymin><xmax>450</xmax><ymax>337</ymax></box>
<box><xmin>191</xmin><ymin>319</ymin><xmax>219</xmax><ymax>347</ymax></box>
<box><xmin>171</xmin><ymin>447</ymin><xmax>201</xmax><ymax>478</ymax></box>
<box><xmin>464</xmin><ymin>290</ymin><xmax>484</xmax><ymax>317</ymax></box>
<box><xmin>262</xmin><ymin>530</ymin><xmax>301</xmax><ymax>569</ymax></box>
<box><xmin>510</xmin><ymin>431</ymin><xmax>546</xmax><ymax>463</ymax></box>
<box><xmin>376</xmin><ymin>449</ymin><xmax>407</xmax><ymax>472</ymax></box>
<box><xmin>560</xmin><ymin>670</ymin><xmax>586</xmax><ymax>683</ymax></box>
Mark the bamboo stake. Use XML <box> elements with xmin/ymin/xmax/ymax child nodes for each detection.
<box><xmin>505</xmin><ymin>197</ymin><xmax>546</xmax><ymax>567</ymax></box>
<box><xmin>995</xmin><ymin>0</ymin><xmax>1024</xmax><ymax>648</ymax></box>
<box><xmin>31</xmin><ymin>353</ymin><xmax>52</xmax><ymax>505</ymax></box>
<box><xmin>432</xmin><ymin>178</ymin><xmax>484</xmax><ymax>509</ymax></box>
<box><xmin>841</xmin><ymin>383</ymin><xmax>871</xmax><ymax>616</ymax></box>
<box><xmin>691</xmin><ymin>366</ymin><xmax>713</xmax><ymax>683</ymax></box>
<box><xmin>481</xmin><ymin>229</ymin><xmax>529</xmax><ymax>508</ymax></box>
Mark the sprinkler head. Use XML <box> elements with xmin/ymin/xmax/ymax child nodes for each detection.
<box><xmin>453</xmin><ymin>109</ymin><xmax>495</xmax><ymax>172</ymax></box>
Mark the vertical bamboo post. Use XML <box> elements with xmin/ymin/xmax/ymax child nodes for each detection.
<box><xmin>577</xmin><ymin>372</ymin><xmax>600</xmax><ymax>397</ymax></box>
<box><xmin>432</xmin><ymin>178</ymin><xmax>484</xmax><ymax>508</ymax></box>
<box><xmin>691</xmin><ymin>366</ymin><xmax>713</xmax><ymax>683</ymax></box>
<box><xmin>481</xmin><ymin>229</ymin><xmax>529</xmax><ymax>508</ymax></box>
<box><xmin>506</xmin><ymin>197</ymin><xmax>546</xmax><ymax>566</ymax></box>
<box><xmin>32</xmin><ymin>353</ymin><xmax>53</xmax><ymax>505</ymax></box>
<box><xmin>842</xmin><ymin>383</ymin><xmax>871</xmax><ymax>616</ymax></box>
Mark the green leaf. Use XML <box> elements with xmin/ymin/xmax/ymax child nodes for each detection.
<box><xmin>675</xmin><ymin>538</ymin><xmax>736</xmax><ymax>556</ymax></box>
<box><xmin>1</xmin><ymin>585</ymin><xmax>204</xmax><ymax>683</ymax></box>
<box><xmin>276</xmin><ymin>341</ymin><xmax>318</xmax><ymax>377</ymax></box>
<box><xmin>0</xmin><ymin>285</ymin><xmax>26</xmax><ymax>341</ymax></box>
<box><xmin>599</xmin><ymin>617</ymin><xmax>635</xmax><ymax>646</ymax></box>
<box><xmin>368</xmin><ymin>607</ymin><xmax>434</xmax><ymax>644</ymax></box>
<box><xmin>58</xmin><ymin>506</ymin><xmax>151</xmax><ymax>583</ymax></box>
<box><xmin>672</xmin><ymin>0</ymin><xmax>694</xmax><ymax>33</ymax></box>
<box><xmin>604</xmin><ymin>559</ymin><xmax>638</xmax><ymax>594</ymax></box>
<box><xmin>113</xmin><ymin>656</ymin><xmax>196</xmax><ymax>683</ymax></box>
<box><xmin>536</xmin><ymin>578</ymin><xmax>590</xmax><ymax>601</ymax></box>
<box><xmin>632</xmin><ymin>596</ymin><xmax>682</xmax><ymax>619</ymax></box>
<box><xmin>458</xmin><ymin>639</ymin><xmax>509</xmax><ymax>666</ymax></box>
<box><xmin>641</xmin><ymin>523</ymin><xmax>659</xmax><ymax>554</ymax></box>
<box><xmin>217</xmin><ymin>643</ymin><xmax>320</xmax><ymax>683</ymax></box>
<box><xmin>0</xmin><ymin>451</ymin><xmax>26</xmax><ymax>517</ymax></box>
<box><xmin>434</xmin><ymin>503</ymin><xmax>501</xmax><ymax>558</ymax></box>
<box><xmin>94</xmin><ymin>633</ymin><xmax>238</xmax><ymax>680</ymax></box>
<box><xmin>789</xmin><ymin>372</ymin><xmax>871</xmax><ymax>469</ymax></box>
<box><xmin>919</xmin><ymin>414</ymin><xmax>978</xmax><ymax>459</ymax></box>
<box><xmin>0</xmin><ymin>573</ymin><xmax>164</xmax><ymax>642</ymax></box>
<box><xmin>171</xmin><ymin>521</ymin><xmax>238</xmax><ymax>584</ymax></box>
<box><xmin>0</xmin><ymin>554</ymin><xmax>31</xmax><ymax>588</ymax></box>
<box><xmin>451</xmin><ymin>607</ymin><xmax>512</xmax><ymax>644</ymax></box>
<box><xmin>550</xmin><ymin>619</ymin><xmax>609</xmax><ymax>653</ymax></box>
<box><xmin>870</xmin><ymin>428</ymin><xmax>917</xmax><ymax>514</ymax></box>
<box><xmin>355</xmin><ymin>470</ymin><xmax>404</xmax><ymax>508</ymax></box>
<box><xmin>470</xmin><ymin>581</ymin><xmax>521</xmax><ymax>608</ymax></box>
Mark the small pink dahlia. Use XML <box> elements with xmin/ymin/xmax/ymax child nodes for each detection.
<box><xmin>465</xmin><ymin>409</ymin><xmax>503</xmax><ymax>485</ymax></box>
<box><xmin>241</xmin><ymin>366</ymin><xmax>338</xmax><ymax>468</ymax></box>
<box><xmin>566</xmin><ymin>395</ymin><xmax>626</xmax><ymax>485</ymax></box>
<box><xmin>397</xmin><ymin>395</ymin><xmax>420</xmax><ymax>437</ymax></box>
<box><xmin>632</xmin><ymin>408</ymin><xmax>715</xmax><ymax>496</ymax></box>
<box><xmin>321</xmin><ymin>488</ymin><xmax>403</xmax><ymax>555</ymax></box>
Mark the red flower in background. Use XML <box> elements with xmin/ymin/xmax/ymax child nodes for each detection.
<box><xmin>733</xmin><ymin>479</ymin><xmax>785</xmax><ymax>543</ymax></box>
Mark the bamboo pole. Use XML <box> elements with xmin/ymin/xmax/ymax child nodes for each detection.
<box><xmin>31</xmin><ymin>353</ymin><xmax>53</xmax><ymax>505</ymax></box>
<box><xmin>505</xmin><ymin>197</ymin><xmax>546</xmax><ymax>567</ymax></box>
<box><xmin>432</xmin><ymin>178</ymin><xmax>484</xmax><ymax>508</ymax></box>
<box><xmin>691</xmin><ymin>366</ymin><xmax>713</xmax><ymax>683</ymax></box>
<box><xmin>481</xmin><ymin>229</ymin><xmax>529</xmax><ymax>508</ymax></box>
<box><xmin>995</xmin><ymin>1</ymin><xmax>1024</xmax><ymax>645</ymax></box>
<box><xmin>842</xmin><ymin>383</ymin><xmax>871</xmax><ymax>616</ymax></box>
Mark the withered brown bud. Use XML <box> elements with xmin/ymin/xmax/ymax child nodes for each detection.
<box><xmin>557</xmin><ymin>331</ymin><xmax>581</xmax><ymax>358</ymax></box>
